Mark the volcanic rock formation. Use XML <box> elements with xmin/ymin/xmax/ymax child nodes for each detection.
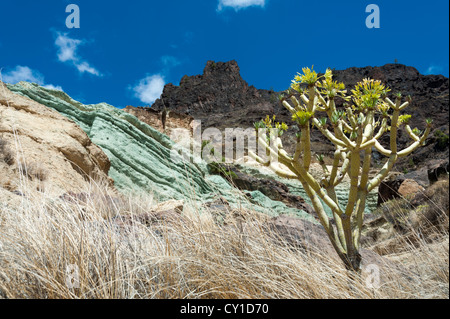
<box><xmin>151</xmin><ymin>61</ymin><xmax>449</xmax><ymax>172</ymax></box>
<box><xmin>5</xmin><ymin>81</ymin><xmax>313</xmax><ymax>220</ymax></box>
<box><xmin>0</xmin><ymin>81</ymin><xmax>112</xmax><ymax>200</ymax></box>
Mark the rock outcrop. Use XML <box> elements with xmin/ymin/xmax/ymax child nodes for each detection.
<box><xmin>152</xmin><ymin>60</ymin><xmax>278</xmax><ymax>157</ymax></box>
<box><xmin>427</xmin><ymin>159</ymin><xmax>449</xmax><ymax>184</ymax></box>
<box><xmin>0</xmin><ymin>81</ymin><xmax>112</xmax><ymax>197</ymax></box>
<box><xmin>236</xmin><ymin>162</ymin><xmax>379</xmax><ymax>217</ymax></box>
<box><xmin>5</xmin><ymin>81</ymin><xmax>216</xmax><ymax>202</ymax></box>
<box><xmin>152</xmin><ymin>61</ymin><xmax>449</xmax><ymax>170</ymax></box>
<box><xmin>124</xmin><ymin>105</ymin><xmax>194</xmax><ymax>137</ymax></box>
<box><xmin>5</xmin><ymin>81</ymin><xmax>314</xmax><ymax>219</ymax></box>
<box><xmin>207</xmin><ymin>163</ymin><xmax>315</xmax><ymax>215</ymax></box>
<box><xmin>377</xmin><ymin>174</ymin><xmax>425</xmax><ymax>206</ymax></box>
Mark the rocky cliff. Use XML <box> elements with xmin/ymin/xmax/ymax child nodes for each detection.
<box><xmin>5</xmin><ymin>81</ymin><xmax>314</xmax><ymax>220</ymax></box>
<box><xmin>124</xmin><ymin>105</ymin><xmax>195</xmax><ymax>140</ymax></box>
<box><xmin>152</xmin><ymin>60</ymin><xmax>276</xmax><ymax>153</ymax></box>
<box><xmin>0</xmin><ymin>81</ymin><xmax>112</xmax><ymax>201</ymax></box>
<box><xmin>151</xmin><ymin>61</ymin><xmax>449</xmax><ymax>171</ymax></box>
<box><xmin>6</xmin><ymin>82</ymin><xmax>215</xmax><ymax>202</ymax></box>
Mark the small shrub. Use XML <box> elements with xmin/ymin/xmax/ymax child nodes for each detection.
<box><xmin>434</xmin><ymin>129</ymin><xmax>449</xmax><ymax>150</ymax></box>
<box><xmin>0</xmin><ymin>138</ymin><xmax>15</xmax><ymax>165</ymax></box>
<box><xmin>269</xmin><ymin>93</ymin><xmax>277</xmax><ymax>104</ymax></box>
<box><xmin>20</xmin><ymin>162</ymin><xmax>48</xmax><ymax>182</ymax></box>
<box><xmin>207</xmin><ymin>162</ymin><xmax>238</xmax><ymax>180</ymax></box>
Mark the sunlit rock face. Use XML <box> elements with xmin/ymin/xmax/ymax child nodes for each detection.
<box><xmin>6</xmin><ymin>81</ymin><xmax>315</xmax><ymax>221</ymax></box>
<box><xmin>0</xmin><ymin>81</ymin><xmax>112</xmax><ymax>198</ymax></box>
<box><xmin>6</xmin><ymin>81</ymin><xmax>213</xmax><ymax>201</ymax></box>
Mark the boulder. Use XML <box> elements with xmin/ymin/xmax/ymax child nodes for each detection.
<box><xmin>377</xmin><ymin>174</ymin><xmax>424</xmax><ymax>205</ymax></box>
<box><xmin>403</xmin><ymin>167</ymin><xmax>429</xmax><ymax>187</ymax></box>
<box><xmin>397</xmin><ymin>179</ymin><xmax>425</xmax><ymax>199</ymax></box>
<box><xmin>377</xmin><ymin>173</ymin><xmax>405</xmax><ymax>205</ymax></box>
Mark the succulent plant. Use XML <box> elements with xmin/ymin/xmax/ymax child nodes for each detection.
<box><xmin>250</xmin><ymin>67</ymin><xmax>431</xmax><ymax>271</ymax></box>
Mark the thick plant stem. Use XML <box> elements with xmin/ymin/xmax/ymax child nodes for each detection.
<box><xmin>353</xmin><ymin>191</ymin><xmax>367</xmax><ymax>251</ymax></box>
<box><xmin>327</xmin><ymin>187</ymin><xmax>347</xmax><ymax>251</ymax></box>
<box><xmin>259</xmin><ymin>72</ymin><xmax>429</xmax><ymax>272</ymax></box>
<box><xmin>296</xmin><ymin>174</ymin><xmax>347</xmax><ymax>257</ymax></box>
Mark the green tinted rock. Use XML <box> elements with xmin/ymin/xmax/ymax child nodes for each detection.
<box><xmin>7</xmin><ymin>82</ymin><xmax>314</xmax><ymax>220</ymax></box>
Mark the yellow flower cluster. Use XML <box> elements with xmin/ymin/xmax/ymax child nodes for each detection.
<box><xmin>399</xmin><ymin>114</ymin><xmax>412</xmax><ymax>125</ymax></box>
<box><xmin>292</xmin><ymin>110</ymin><xmax>314</xmax><ymax>126</ymax></box>
<box><xmin>291</xmin><ymin>66</ymin><xmax>319</xmax><ymax>91</ymax></box>
<box><xmin>351</xmin><ymin>78</ymin><xmax>391</xmax><ymax>110</ymax></box>
<box><xmin>317</xmin><ymin>68</ymin><xmax>347</xmax><ymax>99</ymax></box>
<box><xmin>256</xmin><ymin>115</ymin><xmax>289</xmax><ymax>137</ymax></box>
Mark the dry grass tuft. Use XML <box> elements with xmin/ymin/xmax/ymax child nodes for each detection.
<box><xmin>19</xmin><ymin>161</ymin><xmax>48</xmax><ymax>182</ymax></box>
<box><xmin>0</xmin><ymin>138</ymin><xmax>14</xmax><ymax>166</ymax></box>
<box><xmin>0</xmin><ymin>178</ymin><xmax>448</xmax><ymax>299</ymax></box>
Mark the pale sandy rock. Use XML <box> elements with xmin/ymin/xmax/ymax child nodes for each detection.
<box><xmin>398</xmin><ymin>179</ymin><xmax>425</xmax><ymax>199</ymax></box>
<box><xmin>152</xmin><ymin>199</ymin><xmax>184</xmax><ymax>213</ymax></box>
<box><xmin>0</xmin><ymin>81</ymin><xmax>112</xmax><ymax>198</ymax></box>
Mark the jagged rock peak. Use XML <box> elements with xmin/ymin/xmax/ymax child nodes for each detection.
<box><xmin>153</xmin><ymin>60</ymin><xmax>259</xmax><ymax>114</ymax></box>
<box><xmin>203</xmin><ymin>60</ymin><xmax>241</xmax><ymax>76</ymax></box>
<box><xmin>152</xmin><ymin>60</ymin><xmax>448</xmax><ymax>170</ymax></box>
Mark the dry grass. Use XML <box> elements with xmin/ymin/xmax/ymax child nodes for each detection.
<box><xmin>0</xmin><ymin>137</ymin><xmax>14</xmax><ymax>166</ymax></box>
<box><xmin>19</xmin><ymin>161</ymin><xmax>48</xmax><ymax>182</ymax></box>
<box><xmin>0</xmin><ymin>179</ymin><xmax>448</xmax><ymax>299</ymax></box>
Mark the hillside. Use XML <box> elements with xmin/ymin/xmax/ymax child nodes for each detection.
<box><xmin>4</xmin><ymin>81</ymin><xmax>315</xmax><ymax>220</ymax></box>
<box><xmin>0</xmin><ymin>82</ymin><xmax>111</xmax><ymax>201</ymax></box>
<box><xmin>0</xmin><ymin>64</ymin><xmax>448</xmax><ymax>300</ymax></box>
<box><xmin>150</xmin><ymin>61</ymin><xmax>449</xmax><ymax>171</ymax></box>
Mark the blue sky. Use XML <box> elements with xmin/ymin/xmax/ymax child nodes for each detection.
<box><xmin>0</xmin><ymin>0</ymin><xmax>448</xmax><ymax>108</ymax></box>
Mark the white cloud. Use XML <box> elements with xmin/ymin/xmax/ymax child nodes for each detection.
<box><xmin>76</xmin><ymin>61</ymin><xmax>101</xmax><ymax>76</ymax></box>
<box><xmin>161</xmin><ymin>55</ymin><xmax>181</xmax><ymax>68</ymax></box>
<box><xmin>1</xmin><ymin>65</ymin><xmax>44</xmax><ymax>85</ymax></box>
<box><xmin>218</xmin><ymin>0</ymin><xmax>265</xmax><ymax>11</ymax></box>
<box><xmin>54</xmin><ymin>32</ymin><xmax>102</xmax><ymax>76</ymax></box>
<box><xmin>132</xmin><ymin>74</ymin><xmax>165</xmax><ymax>105</ymax></box>
<box><xmin>1</xmin><ymin>66</ymin><xmax>63</xmax><ymax>91</ymax></box>
<box><xmin>55</xmin><ymin>34</ymin><xmax>81</xmax><ymax>63</ymax></box>
<box><xmin>425</xmin><ymin>65</ymin><xmax>443</xmax><ymax>75</ymax></box>
<box><xmin>130</xmin><ymin>55</ymin><xmax>182</xmax><ymax>105</ymax></box>
<box><xmin>43</xmin><ymin>84</ymin><xmax>64</xmax><ymax>91</ymax></box>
